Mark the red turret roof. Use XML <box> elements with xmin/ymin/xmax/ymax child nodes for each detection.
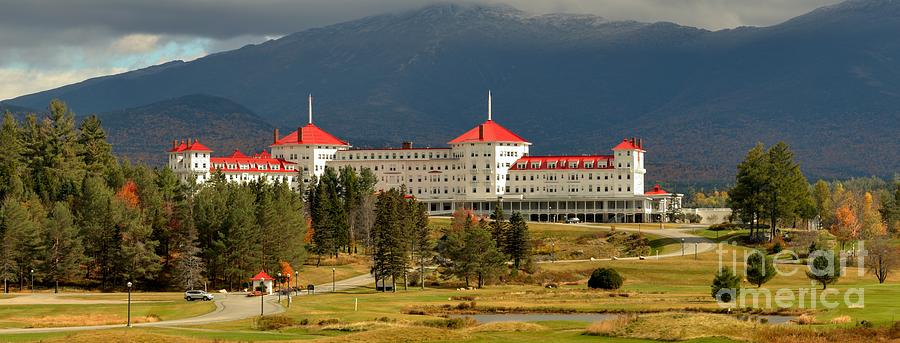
<box><xmin>449</xmin><ymin>120</ymin><xmax>528</xmax><ymax>144</ymax></box>
<box><xmin>612</xmin><ymin>138</ymin><xmax>644</xmax><ymax>151</ymax></box>
<box><xmin>645</xmin><ymin>184</ymin><xmax>669</xmax><ymax>195</ymax></box>
<box><xmin>168</xmin><ymin>139</ymin><xmax>212</xmax><ymax>152</ymax></box>
<box><xmin>272</xmin><ymin>123</ymin><xmax>349</xmax><ymax>146</ymax></box>
<box><xmin>251</xmin><ymin>271</ymin><xmax>274</xmax><ymax>281</ymax></box>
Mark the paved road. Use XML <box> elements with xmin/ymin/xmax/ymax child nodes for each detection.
<box><xmin>0</xmin><ymin>273</ymin><xmax>375</xmax><ymax>335</ymax></box>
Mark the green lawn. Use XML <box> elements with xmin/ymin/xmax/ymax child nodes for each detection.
<box><xmin>0</xmin><ymin>293</ymin><xmax>215</xmax><ymax>329</ymax></box>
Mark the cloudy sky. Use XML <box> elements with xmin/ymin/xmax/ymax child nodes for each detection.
<box><xmin>0</xmin><ymin>0</ymin><xmax>841</xmax><ymax>100</ymax></box>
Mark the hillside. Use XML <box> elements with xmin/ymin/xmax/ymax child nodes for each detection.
<box><xmin>97</xmin><ymin>94</ymin><xmax>274</xmax><ymax>163</ymax></box>
<box><xmin>4</xmin><ymin>0</ymin><xmax>899</xmax><ymax>182</ymax></box>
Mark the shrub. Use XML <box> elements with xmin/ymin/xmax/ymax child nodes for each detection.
<box><xmin>795</xmin><ymin>314</ymin><xmax>817</xmax><ymax>325</ymax></box>
<box><xmin>711</xmin><ymin>267</ymin><xmax>741</xmax><ymax>302</ymax></box>
<box><xmin>769</xmin><ymin>241</ymin><xmax>783</xmax><ymax>254</ymax></box>
<box><xmin>587</xmin><ymin>268</ymin><xmax>624</xmax><ymax>290</ymax></box>
<box><xmin>858</xmin><ymin>320</ymin><xmax>873</xmax><ymax>328</ymax></box>
<box><xmin>255</xmin><ymin>315</ymin><xmax>296</xmax><ymax>331</ymax></box>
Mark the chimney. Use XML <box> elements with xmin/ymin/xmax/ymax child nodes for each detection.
<box><xmin>402</xmin><ymin>141</ymin><xmax>413</xmax><ymax>149</ymax></box>
<box><xmin>631</xmin><ymin>136</ymin><xmax>636</xmax><ymax>145</ymax></box>
<box><xmin>297</xmin><ymin>127</ymin><xmax>303</xmax><ymax>143</ymax></box>
<box><xmin>273</xmin><ymin>128</ymin><xmax>279</xmax><ymax>144</ymax></box>
<box><xmin>638</xmin><ymin>138</ymin><xmax>643</xmax><ymax>149</ymax></box>
<box><xmin>478</xmin><ymin>124</ymin><xmax>484</xmax><ymax>140</ymax></box>
<box><xmin>172</xmin><ymin>140</ymin><xmax>177</xmax><ymax>149</ymax></box>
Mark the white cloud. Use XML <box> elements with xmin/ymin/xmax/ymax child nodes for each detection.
<box><xmin>111</xmin><ymin>33</ymin><xmax>161</xmax><ymax>53</ymax></box>
<box><xmin>0</xmin><ymin>67</ymin><xmax>127</xmax><ymax>100</ymax></box>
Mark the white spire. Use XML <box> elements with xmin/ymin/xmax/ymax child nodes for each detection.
<box><xmin>487</xmin><ymin>90</ymin><xmax>492</xmax><ymax>121</ymax></box>
<box><xmin>308</xmin><ymin>94</ymin><xmax>313</xmax><ymax>124</ymax></box>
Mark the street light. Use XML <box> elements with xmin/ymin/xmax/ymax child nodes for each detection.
<box><xmin>30</xmin><ymin>269</ymin><xmax>34</xmax><ymax>293</ymax></box>
<box><xmin>332</xmin><ymin>268</ymin><xmax>336</xmax><ymax>293</ymax></box>
<box><xmin>294</xmin><ymin>271</ymin><xmax>299</xmax><ymax>296</ymax></box>
<box><xmin>260</xmin><ymin>278</ymin><xmax>265</xmax><ymax>317</ymax></box>
<box><xmin>277</xmin><ymin>272</ymin><xmax>282</xmax><ymax>303</ymax></box>
<box><xmin>126</xmin><ymin>281</ymin><xmax>133</xmax><ymax>327</ymax></box>
<box><xmin>681</xmin><ymin>238</ymin><xmax>685</xmax><ymax>256</ymax></box>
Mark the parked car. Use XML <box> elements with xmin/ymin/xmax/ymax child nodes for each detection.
<box><xmin>565</xmin><ymin>217</ymin><xmax>581</xmax><ymax>224</ymax></box>
<box><xmin>184</xmin><ymin>290</ymin><xmax>214</xmax><ymax>301</ymax></box>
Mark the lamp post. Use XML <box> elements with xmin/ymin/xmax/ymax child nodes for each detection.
<box><xmin>277</xmin><ymin>272</ymin><xmax>282</xmax><ymax>303</ymax></box>
<box><xmin>551</xmin><ymin>242</ymin><xmax>556</xmax><ymax>262</ymax></box>
<box><xmin>30</xmin><ymin>269</ymin><xmax>33</xmax><ymax>293</ymax></box>
<box><xmin>260</xmin><ymin>278</ymin><xmax>265</xmax><ymax>317</ymax></box>
<box><xmin>681</xmin><ymin>238</ymin><xmax>685</xmax><ymax>256</ymax></box>
<box><xmin>294</xmin><ymin>271</ymin><xmax>299</xmax><ymax>296</ymax></box>
<box><xmin>126</xmin><ymin>281</ymin><xmax>133</xmax><ymax>327</ymax></box>
<box><xmin>332</xmin><ymin>268</ymin><xmax>336</xmax><ymax>293</ymax></box>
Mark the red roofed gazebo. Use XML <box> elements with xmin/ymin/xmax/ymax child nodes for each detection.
<box><xmin>251</xmin><ymin>271</ymin><xmax>274</xmax><ymax>294</ymax></box>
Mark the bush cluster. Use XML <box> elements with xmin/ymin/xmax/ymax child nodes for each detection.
<box><xmin>588</xmin><ymin>268</ymin><xmax>624</xmax><ymax>290</ymax></box>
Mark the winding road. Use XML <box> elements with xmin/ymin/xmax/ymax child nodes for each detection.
<box><xmin>0</xmin><ymin>223</ymin><xmax>714</xmax><ymax>336</ymax></box>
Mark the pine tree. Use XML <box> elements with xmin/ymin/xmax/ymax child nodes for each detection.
<box><xmin>764</xmin><ymin>142</ymin><xmax>813</xmax><ymax>239</ymax></box>
<box><xmin>489</xmin><ymin>200</ymin><xmax>507</xmax><ymax>251</ymax></box>
<box><xmin>730</xmin><ymin>143</ymin><xmax>769</xmax><ymax>239</ymax></box>
<box><xmin>22</xmin><ymin>100</ymin><xmax>85</xmax><ymax>202</ymax></box>
<box><xmin>409</xmin><ymin>201</ymin><xmax>431</xmax><ymax>289</ymax></box>
<box><xmin>505</xmin><ymin>212</ymin><xmax>530</xmax><ymax>269</ymax></box>
<box><xmin>76</xmin><ymin>115</ymin><xmax>115</xmax><ymax>178</ymax></box>
<box><xmin>42</xmin><ymin>202</ymin><xmax>84</xmax><ymax>293</ymax></box>
<box><xmin>806</xmin><ymin>252</ymin><xmax>841</xmax><ymax>290</ymax></box>
<box><xmin>371</xmin><ymin>189</ymin><xmax>408</xmax><ymax>292</ymax></box>
<box><xmin>0</xmin><ymin>113</ymin><xmax>24</xmax><ymax>200</ymax></box>
<box><xmin>880</xmin><ymin>182</ymin><xmax>900</xmax><ymax>235</ymax></box>
<box><xmin>711</xmin><ymin>267</ymin><xmax>742</xmax><ymax>302</ymax></box>
<box><xmin>745</xmin><ymin>251</ymin><xmax>775</xmax><ymax>287</ymax></box>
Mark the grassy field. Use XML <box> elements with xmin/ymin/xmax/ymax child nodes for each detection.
<box><xmin>0</xmin><ymin>221</ymin><xmax>896</xmax><ymax>342</ymax></box>
<box><xmin>0</xmin><ymin>293</ymin><xmax>215</xmax><ymax>328</ymax></box>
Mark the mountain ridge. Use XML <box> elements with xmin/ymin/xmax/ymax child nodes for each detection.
<box><xmin>4</xmin><ymin>0</ymin><xmax>899</xmax><ymax>182</ymax></box>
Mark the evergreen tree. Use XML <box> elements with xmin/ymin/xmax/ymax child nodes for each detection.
<box><xmin>0</xmin><ymin>113</ymin><xmax>24</xmax><ymax>200</ymax></box>
<box><xmin>880</xmin><ymin>182</ymin><xmax>900</xmax><ymax>235</ymax></box>
<box><xmin>711</xmin><ymin>267</ymin><xmax>742</xmax><ymax>302</ymax></box>
<box><xmin>371</xmin><ymin>189</ymin><xmax>407</xmax><ymax>291</ymax></box>
<box><xmin>171</xmin><ymin>189</ymin><xmax>205</xmax><ymax>290</ymax></box>
<box><xmin>42</xmin><ymin>202</ymin><xmax>84</xmax><ymax>293</ymax></box>
<box><xmin>505</xmin><ymin>212</ymin><xmax>530</xmax><ymax>269</ymax></box>
<box><xmin>443</xmin><ymin>215</ymin><xmax>506</xmax><ymax>288</ymax></box>
<box><xmin>0</xmin><ymin>197</ymin><xmax>44</xmax><ymax>290</ymax></box>
<box><xmin>76</xmin><ymin>115</ymin><xmax>115</xmax><ymax>178</ymax></box>
<box><xmin>764</xmin><ymin>142</ymin><xmax>814</xmax><ymax>239</ymax></box>
<box><xmin>729</xmin><ymin>143</ymin><xmax>769</xmax><ymax>239</ymax></box>
<box><xmin>745</xmin><ymin>251</ymin><xmax>776</xmax><ymax>287</ymax></box>
<box><xmin>22</xmin><ymin>100</ymin><xmax>85</xmax><ymax>202</ymax></box>
<box><xmin>409</xmin><ymin>201</ymin><xmax>431</xmax><ymax>289</ymax></box>
<box><xmin>489</xmin><ymin>200</ymin><xmax>507</xmax><ymax>251</ymax></box>
<box><xmin>806</xmin><ymin>252</ymin><xmax>841</xmax><ymax>290</ymax></box>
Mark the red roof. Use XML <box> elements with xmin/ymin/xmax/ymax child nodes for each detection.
<box><xmin>210</xmin><ymin>150</ymin><xmax>297</xmax><ymax>173</ymax></box>
<box><xmin>645</xmin><ymin>184</ymin><xmax>669</xmax><ymax>195</ymax></box>
<box><xmin>509</xmin><ymin>155</ymin><xmax>614</xmax><ymax>171</ymax></box>
<box><xmin>272</xmin><ymin>123</ymin><xmax>349</xmax><ymax>146</ymax></box>
<box><xmin>251</xmin><ymin>271</ymin><xmax>274</xmax><ymax>281</ymax></box>
<box><xmin>168</xmin><ymin>139</ymin><xmax>212</xmax><ymax>152</ymax></box>
<box><xmin>612</xmin><ymin>138</ymin><xmax>644</xmax><ymax>151</ymax></box>
<box><xmin>448</xmin><ymin>120</ymin><xmax>528</xmax><ymax>144</ymax></box>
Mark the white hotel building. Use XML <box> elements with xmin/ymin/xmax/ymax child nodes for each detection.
<box><xmin>168</xmin><ymin>94</ymin><xmax>681</xmax><ymax>223</ymax></box>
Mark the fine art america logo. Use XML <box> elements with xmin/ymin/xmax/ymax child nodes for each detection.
<box><xmin>713</xmin><ymin>242</ymin><xmax>866</xmax><ymax>309</ymax></box>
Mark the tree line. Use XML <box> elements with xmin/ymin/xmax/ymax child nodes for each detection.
<box><xmin>0</xmin><ymin>101</ymin><xmax>308</xmax><ymax>291</ymax></box>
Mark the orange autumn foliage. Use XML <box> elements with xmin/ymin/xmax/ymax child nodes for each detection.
<box><xmin>116</xmin><ymin>181</ymin><xmax>140</xmax><ymax>208</ymax></box>
<box><xmin>830</xmin><ymin>205</ymin><xmax>859</xmax><ymax>249</ymax></box>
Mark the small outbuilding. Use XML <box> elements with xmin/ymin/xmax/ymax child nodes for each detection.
<box><xmin>251</xmin><ymin>271</ymin><xmax>275</xmax><ymax>295</ymax></box>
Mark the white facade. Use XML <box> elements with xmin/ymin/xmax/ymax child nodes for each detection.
<box><xmin>169</xmin><ymin>95</ymin><xmax>681</xmax><ymax>223</ymax></box>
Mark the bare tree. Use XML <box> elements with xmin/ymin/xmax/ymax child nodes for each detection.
<box><xmin>866</xmin><ymin>239</ymin><xmax>898</xmax><ymax>284</ymax></box>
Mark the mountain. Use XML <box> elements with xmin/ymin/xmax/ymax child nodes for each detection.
<box><xmin>5</xmin><ymin>0</ymin><xmax>900</xmax><ymax>182</ymax></box>
<box><xmin>96</xmin><ymin>94</ymin><xmax>274</xmax><ymax>163</ymax></box>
